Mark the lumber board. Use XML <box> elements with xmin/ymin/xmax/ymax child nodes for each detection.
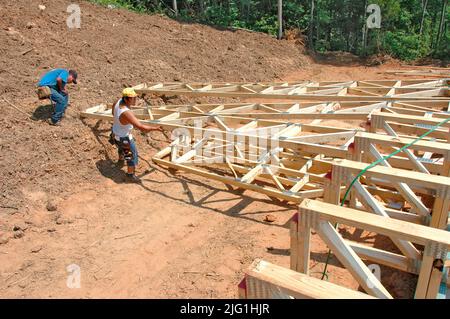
<box><xmin>355</xmin><ymin>132</ymin><xmax>450</xmax><ymax>158</ymax></box>
<box><xmin>153</xmin><ymin>157</ymin><xmax>320</xmax><ymax>203</ymax></box>
<box><xmin>299</xmin><ymin>200</ymin><xmax>450</xmax><ymax>299</ymax></box>
<box><xmin>371</xmin><ymin>112</ymin><xmax>450</xmax><ymax>130</ymax></box>
<box><xmin>415</xmin><ymin>256</ymin><xmax>435</xmax><ymax>299</ymax></box>
<box><xmin>315</xmin><ymin>219</ymin><xmax>392</xmax><ymax>298</ymax></box>
<box><xmin>329</xmin><ymin>159</ymin><xmax>450</xmax><ymax>191</ymax></box>
<box><xmin>368</xmin><ymin>144</ymin><xmax>430</xmax><ymax>216</ymax></box>
<box><xmin>299</xmin><ymin>200</ymin><xmax>450</xmax><ymax>247</ymax></box>
<box><xmin>243</xmin><ymin>259</ymin><xmax>375</xmax><ymax>299</ymax></box>
<box><xmin>351</xmin><ymin>180</ymin><xmax>421</xmax><ymax>260</ymax></box>
<box><xmin>347</xmin><ymin>240</ymin><xmax>418</xmax><ymax>274</ymax></box>
<box><xmin>290</xmin><ymin>213</ymin><xmax>311</xmax><ymax>274</ymax></box>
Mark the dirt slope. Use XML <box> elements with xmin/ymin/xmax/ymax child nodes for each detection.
<box><xmin>1</xmin><ymin>0</ymin><xmax>306</xmax><ymax>98</ymax></box>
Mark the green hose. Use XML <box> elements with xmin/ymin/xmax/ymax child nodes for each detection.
<box><xmin>320</xmin><ymin>115</ymin><xmax>450</xmax><ymax>281</ymax></box>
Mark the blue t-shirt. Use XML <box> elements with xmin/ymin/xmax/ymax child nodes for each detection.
<box><xmin>38</xmin><ymin>69</ymin><xmax>69</xmax><ymax>87</ymax></box>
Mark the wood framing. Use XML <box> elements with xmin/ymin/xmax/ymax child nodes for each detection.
<box><xmin>148</xmin><ymin>119</ymin><xmax>364</xmax><ymax>203</ymax></box>
<box><xmin>82</xmin><ymin>103</ymin><xmax>450</xmax><ymax>211</ymax></box>
<box><xmin>353</xmin><ymin>132</ymin><xmax>450</xmax><ymax>176</ymax></box>
<box><xmin>369</xmin><ymin>112</ymin><xmax>450</xmax><ymax>142</ymax></box>
<box><xmin>82</xmin><ymin>100</ymin><xmax>450</xmax><ymax>123</ymax></box>
<box><xmin>319</xmin><ymin>158</ymin><xmax>450</xmax><ymax>298</ymax></box>
<box><xmin>292</xmin><ymin>199</ymin><xmax>450</xmax><ymax>299</ymax></box>
<box><xmin>240</xmin><ymin>259</ymin><xmax>374</xmax><ymax>299</ymax></box>
<box><xmin>384</xmin><ymin>70</ymin><xmax>450</xmax><ymax>78</ymax></box>
<box><xmin>133</xmin><ymin>79</ymin><xmax>450</xmax><ymax>102</ymax></box>
<box><xmin>153</xmin><ymin>146</ymin><xmax>334</xmax><ymax>204</ymax></box>
<box><xmin>324</xmin><ymin>158</ymin><xmax>450</xmax><ymax>230</ymax></box>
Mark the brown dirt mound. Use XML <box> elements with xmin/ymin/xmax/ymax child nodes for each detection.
<box><xmin>1</xmin><ymin>0</ymin><xmax>307</xmax><ymax>98</ymax></box>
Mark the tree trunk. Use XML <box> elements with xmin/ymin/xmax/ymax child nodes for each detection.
<box><xmin>362</xmin><ymin>0</ymin><xmax>368</xmax><ymax>56</ymax></box>
<box><xmin>173</xmin><ymin>0</ymin><xmax>178</xmax><ymax>16</ymax></box>
<box><xmin>435</xmin><ymin>0</ymin><xmax>447</xmax><ymax>49</ymax></box>
<box><xmin>278</xmin><ymin>0</ymin><xmax>283</xmax><ymax>40</ymax></box>
<box><xmin>431</xmin><ymin>7</ymin><xmax>438</xmax><ymax>49</ymax></box>
<box><xmin>316</xmin><ymin>0</ymin><xmax>319</xmax><ymax>40</ymax></box>
<box><xmin>309</xmin><ymin>0</ymin><xmax>315</xmax><ymax>50</ymax></box>
<box><xmin>327</xmin><ymin>5</ymin><xmax>333</xmax><ymax>46</ymax></box>
<box><xmin>199</xmin><ymin>0</ymin><xmax>204</xmax><ymax>15</ymax></box>
<box><xmin>419</xmin><ymin>0</ymin><xmax>429</xmax><ymax>35</ymax></box>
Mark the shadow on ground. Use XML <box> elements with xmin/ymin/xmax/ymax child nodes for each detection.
<box><xmin>84</xmin><ymin>118</ymin><xmax>297</xmax><ymax>229</ymax></box>
<box><xmin>32</xmin><ymin>103</ymin><xmax>53</xmax><ymax>121</ymax></box>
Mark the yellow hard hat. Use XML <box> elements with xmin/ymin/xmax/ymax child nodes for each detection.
<box><xmin>122</xmin><ymin>88</ymin><xmax>138</xmax><ymax>98</ymax></box>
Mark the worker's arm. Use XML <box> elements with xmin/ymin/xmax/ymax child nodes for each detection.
<box><xmin>56</xmin><ymin>77</ymin><xmax>67</xmax><ymax>94</ymax></box>
<box><xmin>121</xmin><ymin>111</ymin><xmax>163</xmax><ymax>133</ymax></box>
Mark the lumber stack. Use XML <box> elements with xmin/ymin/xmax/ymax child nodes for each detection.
<box><xmin>81</xmin><ymin>77</ymin><xmax>450</xmax><ymax>298</ymax></box>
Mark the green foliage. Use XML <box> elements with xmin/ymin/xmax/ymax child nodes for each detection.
<box><xmin>90</xmin><ymin>0</ymin><xmax>165</xmax><ymax>13</ymax></box>
<box><xmin>88</xmin><ymin>0</ymin><xmax>449</xmax><ymax>62</ymax></box>
<box><xmin>383</xmin><ymin>31</ymin><xmax>430</xmax><ymax>60</ymax></box>
<box><xmin>90</xmin><ymin>0</ymin><xmax>139</xmax><ymax>11</ymax></box>
<box><xmin>283</xmin><ymin>2</ymin><xmax>309</xmax><ymax>30</ymax></box>
<box><xmin>253</xmin><ymin>15</ymin><xmax>278</xmax><ymax>35</ymax></box>
<box><xmin>433</xmin><ymin>29</ymin><xmax>449</xmax><ymax>61</ymax></box>
<box><xmin>201</xmin><ymin>1</ymin><xmax>240</xmax><ymax>27</ymax></box>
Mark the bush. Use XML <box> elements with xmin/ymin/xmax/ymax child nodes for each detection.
<box><xmin>382</xmin><ymin>31</ymin><xmax>430</xmax><ymax>61</ymax></box>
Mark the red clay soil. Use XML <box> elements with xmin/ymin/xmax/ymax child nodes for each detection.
<box><xmin>0</xmin><ymin>0</ymin><xmax>423</xmax><ymax>298</ymax></box>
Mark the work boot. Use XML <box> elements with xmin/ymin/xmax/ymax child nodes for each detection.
<box><xmin>48</xmin><ymin>119</ymin><xmax>61</xmax><ymax>126</ymax></box>
<box><xmin>125</xmin><ymin>174</ymin><xmax>141</xmax><ymax>184</ymax></box>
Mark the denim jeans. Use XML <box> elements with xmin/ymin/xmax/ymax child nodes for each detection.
<box><xmin>117</xmin><ymin>136</ymin><xmax>139</xmax><ymax>167</ymax></box>
<box><xmin>49</xmin><ymin>88</ymin><xmax>69</xmax><ymax>123</ymax></box>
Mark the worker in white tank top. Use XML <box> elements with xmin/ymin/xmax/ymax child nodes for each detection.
<box><xmin>112</xmin><ymin>98</ymin><xmax>134</xmax><ymax>140</ymax></box>
<box><xmin>110</xmin><ymin>88</ymin><xmax>163</xmax><ymax>183</ymax></box>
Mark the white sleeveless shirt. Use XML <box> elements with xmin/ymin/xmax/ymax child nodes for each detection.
<box><xmin>112</xmin><ymin>99</ymin><xmax>133</xmax><ymax>140</ymax></box>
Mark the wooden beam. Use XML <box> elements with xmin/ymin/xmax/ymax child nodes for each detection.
<box><xmin>290</xmin><ymin>213</ymin><xmax>311</xmax><ymax>274</ymax></box>
<box><xmin>368</xmin><ymin>144</ymin><xmax>430</xmax><ymax>217</ymax></box>
<box><xmin>315</xmin><ymin>219</ymin><xmax>392</xmax><ymax>298</ymax></box>
<box><xmin>299</xmin><ymin>199</ymin><xmax>450</xmax><ymax>247</ymax></box>
<box><xmin>243</xmin><ymin>259</ymin><xmax>375</xmax><ymax>299</ymax></box>
<box><xmin>153</xmin><ymin>157</ymin><xmax>319</xmax><ymax>203</ymax></box>
<box><xmin>351</xmin><ymin>180</ymin><xmax>421</xmax><ymax>260</ymax></box>
<box><xmin>347</xmin><ymin>240</ymin><xmax>419</xmax><ymax>275</ymax></box>
<box><xmin>329</xmin><ymin>159</ymin><xmax>450</xmax><ymax>191</ymax></box>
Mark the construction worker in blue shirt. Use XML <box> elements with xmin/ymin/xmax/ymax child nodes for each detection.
<box><xmin>37</xmin><ymin>69</ymin><xmax>78</xmax><ymax>125</ymax></box>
